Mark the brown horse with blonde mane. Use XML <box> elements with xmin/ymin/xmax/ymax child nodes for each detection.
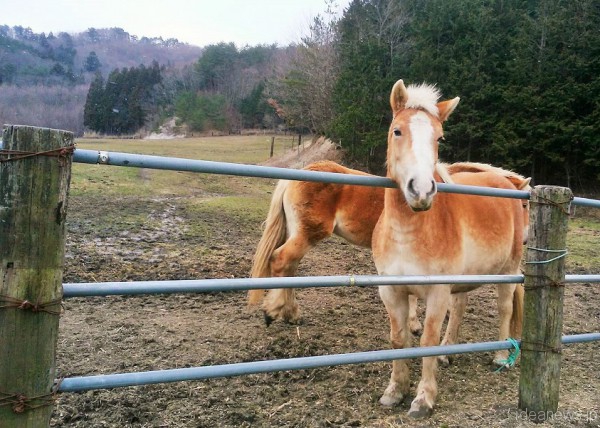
<box><xmin>371</xmin><ymin>79</ymin><xmax>525</xmax><ymax>418</ymax></box>
<box><xmin>248</xmin><ymin>161</ymin><xmax>529</xmax><ymax>345</ymax></box>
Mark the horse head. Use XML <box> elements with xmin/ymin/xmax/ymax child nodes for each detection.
<box><xmin>387</xmin><ymin>79</ymin><xmax>460</xmax><ymax>211</ymax></box>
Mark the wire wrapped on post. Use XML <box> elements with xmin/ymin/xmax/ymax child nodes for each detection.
<box><xmin>0</xmin><ymin>146</ymin><xmax>75</xmax><ymax>163</ymax></box>
<box><xmin>0</xmin><ymin>295</ymin><xmax>63</xmax><ymax>316</ymax></box>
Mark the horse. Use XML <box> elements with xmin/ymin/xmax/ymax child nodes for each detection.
<box><xmin>371</xmin><ymin>79</ymin><xmax>526</xmax><ymax>418</ymax></box>
<box><xmin>248</xmin><ymin>161</ymin><xmax>530</xmax><ymax>346</ymax></box>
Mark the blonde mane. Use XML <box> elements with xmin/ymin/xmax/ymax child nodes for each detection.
<box><xmin>405</xmin><ymin>83</ymin><xmax>442</xmax><ymax>117</ymax></box>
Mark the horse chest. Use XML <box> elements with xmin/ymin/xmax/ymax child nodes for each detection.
<box><xmin>374</xmin><ymin>234</ymin><xmax>455</xmax><ymax>276</ymax></box>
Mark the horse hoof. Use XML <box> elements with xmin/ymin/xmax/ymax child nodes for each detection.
<box><xmin>408</xmin><ymin>399</ymin><xmax>433</xmax><ymax>419</ymax></box>
<box><xmin>282</xmin><ymin>315</ymin><xmax>302</xmax><ymax>325</ymax></box>
<box><xmin>263</xmin><ymin>311</ymin><xmax>275</xmax><ymax>327</ymax></box>
<box><xmin>379</xmin><ymin>394</ymin><xmax>401</xmax><ymax>408</ymax></box>
<box><xmin>493</xmin><ymin>359</ymin><xmax>512</xmax><ymax>370</ymax></box>
<box><xmin>493</xmin><ymin>352</ymin><xmax>512</xmax><ymax>368</ymax></box>
<box><xmin>409</xmin><ymin>321</ymin><xmax>423</xmax><ymax>336</ymax></box>
<box><xmin>437</xmin><ymin>355</ymin><xmax>450</xmax><ymax>367</ymax></box>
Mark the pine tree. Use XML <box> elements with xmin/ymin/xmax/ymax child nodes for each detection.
<box><xmin>83</xmin><ymin>71</ymin><xmax>106</xmax><ymax>132</ymax></box>
<box><xmin>84</xmin><ymin>51</ymin><xmax>101</xmax><ymax>72</ymax></box>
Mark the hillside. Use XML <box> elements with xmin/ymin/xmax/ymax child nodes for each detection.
<box><xmin>0</xmin><ymin>25</ymin><xmax>202</xmax><ymax>86</ymax></box>
<box><xmin>0</xmin><ymin>25</ymin><xmax>203</xmax><ymax>136</ymax></box>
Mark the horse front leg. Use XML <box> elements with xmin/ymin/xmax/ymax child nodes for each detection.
<box><xmin>408</xmin><ymin>287</ymin><xmax>450</xmax><ymax>419</ymax></box>
<box><xmin>438</xmin><ymin>292</ymin><xmax>468</xmax><ymax>366</ymax></box>
<box><xmin>378</xmin><ymin>286</ymin><xmax>411</xmax><ymax>407</ymax></box>
<box><xmin>493</xmin><ymin>283</ymin><xmax>516</xmax><ymax>366</ymax></box>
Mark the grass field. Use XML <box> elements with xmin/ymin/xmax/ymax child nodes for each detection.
<box><xmin>71</xmin><ymin>135</ymin><xmax>293</xmax><ymax>198</ymax></box>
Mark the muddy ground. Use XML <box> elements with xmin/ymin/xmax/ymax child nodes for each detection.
<box><xmin>50</xmin><ymin>181</ymin><xmax>599</xmax><ymax>428</ymax></box>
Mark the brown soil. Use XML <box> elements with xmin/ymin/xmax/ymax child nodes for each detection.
<box><xmin>50</xmin><ymin>145</ymin><xmax>599</xmax><ymax>428</ymax></box>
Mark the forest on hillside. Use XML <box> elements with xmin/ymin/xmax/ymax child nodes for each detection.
<box><xmin>1</xmin><ymin>0</ymin><xmax>599</xmax><ymax>189</ymax></box>
<box><xmin>0</xmin><ymin>26</ymin><xmax>202</xmax><ymax>135</ymax></box>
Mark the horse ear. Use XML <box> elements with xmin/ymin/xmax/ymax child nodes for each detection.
<box><xmin>437</xmin><ymin>97</ymin><xmax>460</xmax><ymax>122</ymax></box>
<box><xmin>390</xmin><ymin>79</ymin><xmax>408</xmax><ymax>115</ymax></box>
<box><xmin>519</xmin><ymin>177</ymin><xmax>532</xmax><ymax>190</ymax></box>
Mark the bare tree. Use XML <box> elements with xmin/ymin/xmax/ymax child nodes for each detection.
<box><xmin>0</xmin><ymin>85</ymin><xmax>88</xmax><ymax>135</ymax></box>
<box><xmin>267</xmin><ymin>0</ymin><xmax>341</xmax><ymax>135</ymax></box>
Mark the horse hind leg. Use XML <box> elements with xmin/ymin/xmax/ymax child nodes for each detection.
<box><xmin>493</xmin><ymin>283</ymin><xmax>517</xmax><ymax>366</ymax></box>
<box><xmin>408</xmin><ymin>294</ymin><xmax>423</xmax><ymax>335</ymax></box>
<box><xmin>438</xmin><ymin>293</ymin><xmax>468</xmax><ymax>367</ymax></box>
<box><xmin>262</xmin><ymin>235</ymin><xmax>312</xmax><ymax>326</ymax></box>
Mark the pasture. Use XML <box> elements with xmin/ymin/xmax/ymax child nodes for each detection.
<box><xmin>50</xmin><ymin>136</ymin><xmax>599</xmax><ymax>427</ymax></box>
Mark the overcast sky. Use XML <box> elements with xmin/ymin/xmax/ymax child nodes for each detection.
<box><xmin>1</xmin><ymin>0</ymin><xmax>350</xmax><ymax>47</ymax></box>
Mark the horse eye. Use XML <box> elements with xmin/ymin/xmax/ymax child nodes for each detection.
<box><xmin>438</xmin><ymin>136</ymin><xmax>445</xmax><ymax>144</ymax></box>
<box><xmin>393</xmin><ymin>129</ymin><xmax>401</xmax><ymax>137</ymax></box>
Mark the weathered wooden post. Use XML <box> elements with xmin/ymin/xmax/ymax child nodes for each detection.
<box><xmin>270</xmin><ymin>136</ymin><xmax>275</xmax><ymax>158</ymax></box>
<box><xmin>518</xmin><ymin>185</ymin><xmax>572</xmax><ymax>422</ymax></box>
<box><xmin>0</xmin><ymin>126</ymin><xmax>74</xmax><ymax>427</ymax></box>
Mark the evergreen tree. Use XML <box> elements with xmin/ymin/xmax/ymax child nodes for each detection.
<box><xmin>83</xmin><ymin>72</ymin><xmax>105</xmax><ymax>131</ymax></box>
<box><xmin>174</xmin><ymin>91</ymin><xmax>227</xmax><ymax>132</ymax></box>
<box><xmin>195</xmin><ymin>42</ymin><xmax>238</xmax><ymax>92</ymax></box>
<box><xmin>84</xmin><ymin>51</ymin><xmax>101</xmax><ymax>72</ymax></box>
<box><xmin>239</xmin><ymin>81</ymin><xmax>268</xmax><ymax>128</ymax></box>
<box><xmin>83</xmin><ymin>64</ymin><xmax>162</xmax><ymax>134</ymax></box>
<box><xmin>325</xmin><ymin>0</ymin><xmax>599</xmax><ymax>186</ymax></box>
<box><xmin>330</xmin><ymin>0</ymin><xmax>408</xmax><ymax>171</ymax></box>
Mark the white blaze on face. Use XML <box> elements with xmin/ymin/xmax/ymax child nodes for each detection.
<box><xmin>400</xmin><ymin>111</ymin><xmax>436</xmax><ymax>204</ymax></box>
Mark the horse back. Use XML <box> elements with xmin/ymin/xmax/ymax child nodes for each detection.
<box><xmin>286</xmin><ymin>161</ymin><xmax>383</xmax><ymax>248</ymax></box>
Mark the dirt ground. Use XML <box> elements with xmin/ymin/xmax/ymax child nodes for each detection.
<box><xmin>50</xmin><ymin>156</ymin><xmax>599</xmax><ymax>427</ymax></box>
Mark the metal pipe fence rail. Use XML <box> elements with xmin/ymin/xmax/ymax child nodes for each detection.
<box><xmin>72</xmin><ymin>148</ymin><xmax>600</xmax><ymax>208</ymax></box>
<box><xmin>2</xmin><ymin>127</ymin><xmax>600</xmax><ymax>426</ymax></box>
<box><xmin>1</xmin><ymin>141</ymin><xmax>598</xmax><ymax>207</ymax></box>
<box><xmin>57</xmin><ymin>333</ymin><xmax>600</xmax><ymax>392</ymax></box>
<box><xmin>62</xmin><ymin>274</ymin><xmax>600</xmax><ymax>297</ymax></box>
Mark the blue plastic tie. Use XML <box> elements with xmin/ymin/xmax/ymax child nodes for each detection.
<box><xmin>495</xmin><ymin>338</ymin><xmax>520</xmax><ymax>373</ymax></box>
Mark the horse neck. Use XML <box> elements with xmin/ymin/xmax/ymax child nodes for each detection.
<box><xmin>382</xmin><ymin>188</ymin><xmax>429</xmax><ymax>227</ymax></box>
<box><xmin>382</xmin><ymin>170</ymin><xmax>447</xmax><ymax>229</ymax></box>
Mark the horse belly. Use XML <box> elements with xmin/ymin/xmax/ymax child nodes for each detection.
<box><xmin>460</xmin><ymin>233</ymin><xmax>516</xmax><ymax>275</ymax></box>
<box><xmin>450</xmin><ymin>283</ymin><xmax>483</xmax><ymax>294</ymax></box>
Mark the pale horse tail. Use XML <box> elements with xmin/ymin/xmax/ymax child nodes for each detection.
<box><xmin>247</xmin><ymin>179</ymin><xmax>290</xmax><ymax>306</ymax></box>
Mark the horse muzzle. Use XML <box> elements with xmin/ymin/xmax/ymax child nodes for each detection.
<box><xmin>405</xmin><ymin>178</ymin><xmax>436</xmax><ymax>211</ymax></box>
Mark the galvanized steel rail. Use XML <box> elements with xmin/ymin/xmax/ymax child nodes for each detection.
<box><xmin>72</xmin><ymin>148</ymin><xmax>600</xmax><ymax>207</ymax></box>
<box><xmin>62</xmin><ymin>274</ymin><xmax>600</xmax><ymax>297</ymax></box>
<box><xmin>57</xmin><ymin>333</ymin><xmax>600</xmax><ymax>392</ymax></box>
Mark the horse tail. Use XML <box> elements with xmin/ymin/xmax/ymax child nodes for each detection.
<box><xmin>510</xmin><ymin>283</ymin><xmax>524</xmax><ymax>338</ymax></box>
<box><xmin>247</xmin><ymin>180</ymin><xmax>289</xmax><ymax>306</ymax></box>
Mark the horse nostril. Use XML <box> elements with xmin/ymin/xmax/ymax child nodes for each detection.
<box><xmin>427</xmin><ymin>180</ymin><xmax>437</xmax><ymax>197</ymax></box>
<box><xmin>407</xmin><ymin>179</ymin><xmax>417</xmax><ymax>196</ymax></box>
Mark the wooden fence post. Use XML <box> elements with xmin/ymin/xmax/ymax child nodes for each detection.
<box><xmin>518</xmin><ymin>185</ymin><xmax>572</xmax><ymax>422</ymax></box>
<box><xmin>0</xmin><ymin>126</ymin><xmax>74</xmax><ymax>427</ymax></box>
<box><xmin>270</xmin><ymin>136</ymin><xmax>275</xmax><ymax>158</ymax></box>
